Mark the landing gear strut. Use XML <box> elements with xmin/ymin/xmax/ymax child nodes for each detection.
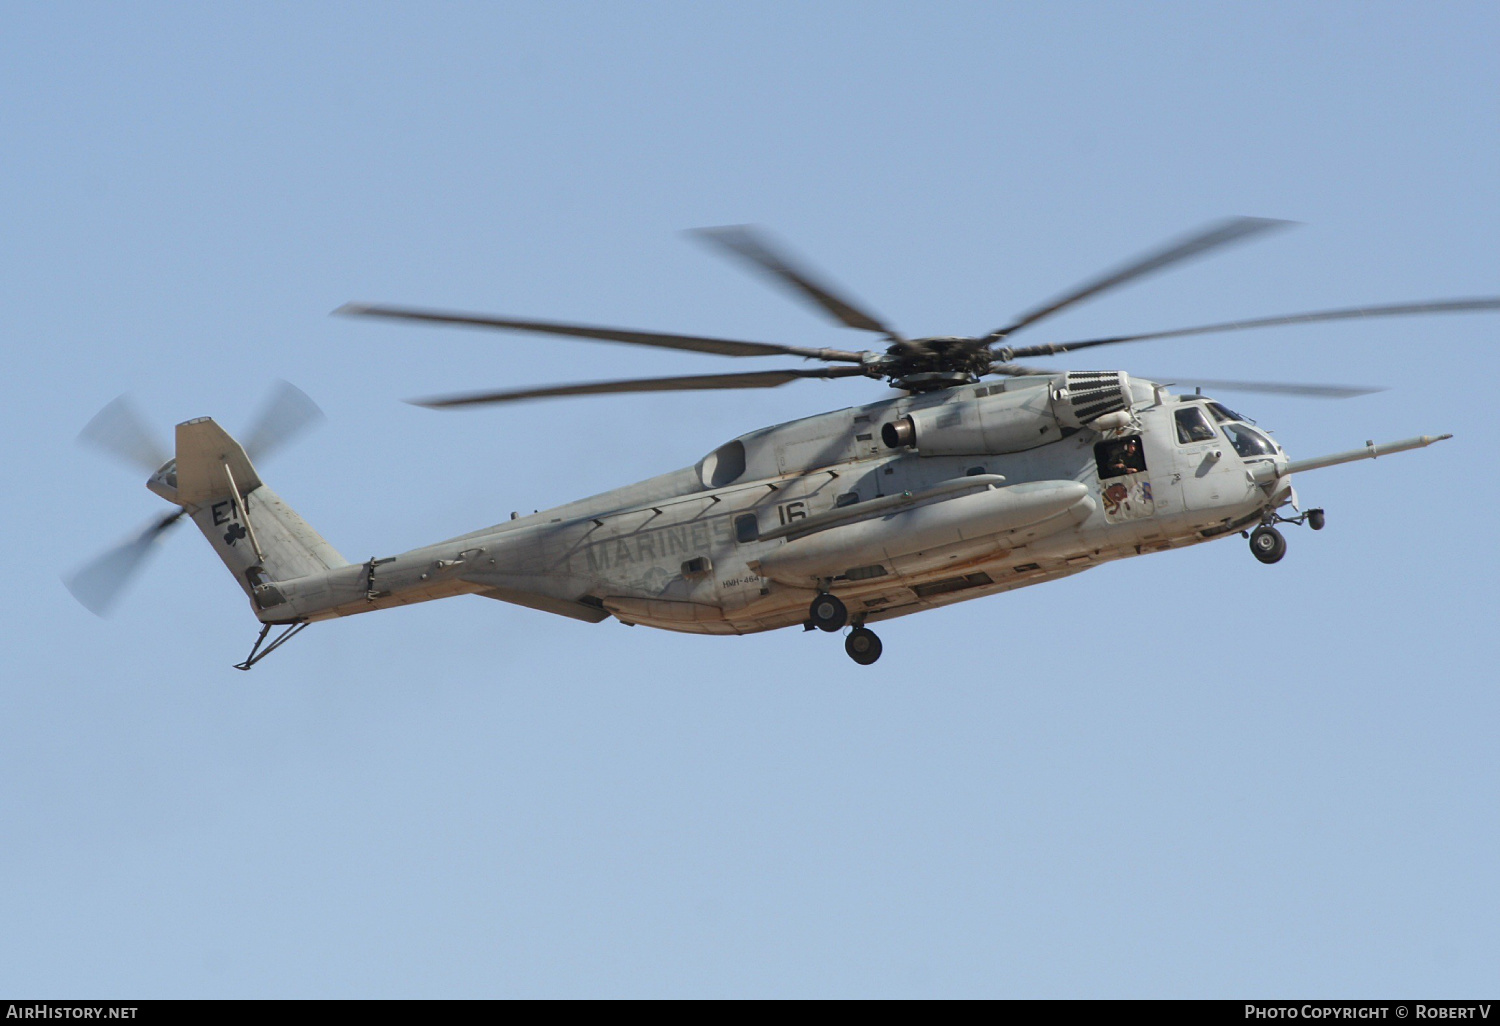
<box><xmin>1243</xmin><ymin>505</ymin><xmax>1326</xmax><ymax>565</ymax></box>
<box><xmin>809</xmin><ymin>592</ymin><xmax>848</xmax><ymax>632</ymax></box>
<box><xmin>845</xmin><ymin>626</ymin><xmax>883</xmax><ymax>665</ymax></box>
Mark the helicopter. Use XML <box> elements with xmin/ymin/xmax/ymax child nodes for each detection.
<box><xmin>68</xmin><ymin>218</ymin><xmax>1498</xmax><ymax>667</ymax></box>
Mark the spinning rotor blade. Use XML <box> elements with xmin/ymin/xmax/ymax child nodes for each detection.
<box><xmin>78</xmin><ymin>394</ymin><xmax>170</xmax><ymax>474</ymax></box>
<box><xmin>64</xmin><ymin>509</ymin><xmax>186</xmax><ymax>616</ymax></box>
<box><xmin>1154</xmin><ymin>377</ymin><xmax>1383</xmax><ymax>399</ymax></box>
<box><xmin>987</xmin><ymin>362</ymin><xmax>1379</xmax><ymax>398</ymax></box>
<box><xmin>987</xmin><ymin>362</ymin><xmax>1062</xmax><ymax>377</ymax></box>
<box><xmin>690</xmin><ymin>225</ymin><xmax>904</xmax><ymax>340</ymax></box>
<box><xmin>410</xmin><ymin>366</ymin><xmax>868</xmax><ymax>408</ymax></box>
<box><xmin>336</xmin><ymin>303</ymin><xmax>865</xmax><ymax>363</ymax></box>
<box><xmin>242</xmin><ymin>379</ymin><xmax>324</xmax><ymax>464</ymax></box>
<box><xmin>1002</xmin><ymin>297</ymin><xmax>1500</xmax><ymax>359</ymax></box>
<box><xmin>990</xmin><ymin>216</ymin><xmax>1294</xmax><ymax>340</ymax></box>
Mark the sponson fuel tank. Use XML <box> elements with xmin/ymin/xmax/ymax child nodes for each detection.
<box><xmin>750</xmin><ymin>479</ymin><xmax>1090</xmax><ymax>587</ymax></box>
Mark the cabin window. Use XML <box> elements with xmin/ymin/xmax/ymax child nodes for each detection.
<box><xmin>1095</xmin><ymin>436</ymin><xmax>1147</xmax><ymax>479</ymax></box>
<box><xmin>681</xmin><ymin>556</ymin><xmax>712</xmax><ymax>578</ymax></box>
<box><xmin>1174</xmin><ymin>406</ymin><xmax>1217</xmax><ymax>444</ymax></box>
<box><xmin>835</xmin><ymin>491</ymin><xmax>861</xmax><ymax>508</ymax></box>
<box><xmin>1222</xmin><ymin>423</ymin><xmax>1277</xmax><ymax>457</ymax></box>
<box><xmin>734</xmin><ymin>512</ymin><xmax>759</xmax><ymax>543</ymax></box>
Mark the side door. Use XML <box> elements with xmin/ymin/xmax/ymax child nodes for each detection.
<box><xmin>1173</xmin><ymin>404</ymin><xmax>1241</xmax><ymax>511</ymax></box>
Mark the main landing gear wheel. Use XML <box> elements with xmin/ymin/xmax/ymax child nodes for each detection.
<box><xmin>809</xmin><ymin>593</ymin><xmax>848</xmax><ymax>632</ymax></box>
<box><xmin>1249</xmin><ymin>525</ymin><xmax>1287</xmax><ymax>564</ymax></box>
<box><xmin>1308</xmin><ymin>508</ymin><xmax>1326</xmax><ymax>531</ymax></box>
<box><xmin>845</xmin><ymin>627</ymin><xmax>883</xmax><ymax>665</ymax></box>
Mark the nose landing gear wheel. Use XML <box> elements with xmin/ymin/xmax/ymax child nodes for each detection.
<box><xmin>1249</xmin><ymin>525</ymin><xmax>1287</xmax><ymax>564</ymax></box>
<box><xmin>809</xmin><ymin>593</ymin><xmax>848</xmax><ymax>632</ymax></box>
<box><xmin>845</xmin><ymin>627</ymin><xmax>882</xmax><ymax>665</ymax></box>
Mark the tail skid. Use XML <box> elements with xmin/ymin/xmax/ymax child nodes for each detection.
<box><xmin>233</xmin><ymin>621</ymin><xmax>311</xmax><ymax>671</ymax></box>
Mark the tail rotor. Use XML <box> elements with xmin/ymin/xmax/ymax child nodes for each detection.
<box><xmin>240</xmin><ymin>380</ymin><xmax>324</xmax><ymax>464</ymax></box>
<box><xmin>64</xmin><ymin>381</ymin><xmax>324</xmax><ymax>616</ymax></box>
<box><xmin>64</xmin><ymin>509</ymin><xmax>187</xmax><ymax>616</ymax></box>
<box><xmin>78</xmin><ymin>393</ymin><xmax>171</xmax><ymax>475</ymax></box>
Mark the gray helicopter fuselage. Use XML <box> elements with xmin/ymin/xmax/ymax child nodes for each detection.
<box><xmin>243</xmin><ymin>372</ymin><xmax>1285</xmax><ymax>634</ymax></box>
<box><xmin>85</xmin><ymin>216</ymin><xmax>1472</xmax><ymax>667</ymax></box>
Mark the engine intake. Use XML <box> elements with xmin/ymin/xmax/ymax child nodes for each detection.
<box><xmin>1052</xmin><ymin>371</ymin><xmax>1131</xmax><ymax>429</ymax></box>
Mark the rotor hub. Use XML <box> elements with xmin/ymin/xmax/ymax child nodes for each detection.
<box><xmin>891</xmin><ymin>370</ymin><xmax>981</xmax><ymax>392</ymax></box>
<box><xmin>879</xmin><ymin>335</ymin><xmax>995</xmax><ymax>386</ymax></box>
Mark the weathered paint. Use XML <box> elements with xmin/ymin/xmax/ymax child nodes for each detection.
<box><xmin>154</xmin><ymin>374</ymin><xmax>1446</xmax><ymax>638</ymax></box>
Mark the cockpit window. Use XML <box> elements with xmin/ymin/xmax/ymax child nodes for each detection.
<box><xmin>1174</xmin><ymin>406</ymin><xmax>1217</xmax><ymax>444</ymax></box>
<box><xmin>1095</xmin><ymin>435</ymin><xmax>1147</xmax><ymax>479</ymax></box>
<box><xmin>1222</xmin><ymin>423</ymin><xmax>1277</xmax><ymax>458</ymax></box>
<box><xmin>1206</xmin><ymin>401</ymin><xmax>1247</xmax><ymax>423</ymax></box>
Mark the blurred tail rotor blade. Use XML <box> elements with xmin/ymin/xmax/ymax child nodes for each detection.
<box><xmin>242</xmin><ymin>380</ymin><xmax>324</xmax><ymax>464</ymax></box>
<box><xmin>78</xmin><ymin>394</ymin><xmax>171</xmax><ymax>475</ymax></box>
<box><xmin>64</xmin><ymin>510</ymin><xmax>186</xmax><ymax>616</ymax></box>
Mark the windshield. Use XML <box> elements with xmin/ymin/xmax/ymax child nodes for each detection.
<box><xmin>1206</xmin><ymin>401</ymin><xmax>1248</xmax><ymax>423</ymax></box>
<box><xmin>1222</xmin><ymin>423</ymin><xmax>1277</xmax><ymax>457</ymax></box>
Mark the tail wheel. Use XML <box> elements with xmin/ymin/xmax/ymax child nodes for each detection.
<box><xmin>809</xmin><ymin>593</ymin><xmax>848</xmax><ymax>632</ymax></box>
<box><xmin>845</xmin><ymin>627</ymin><xmax>883</xmax><ymax>665</ymax></box>
<box><xmin>1250</xmin><ymin>525</ymin><xmax>1287</xmax><ymax>564</ymax></box>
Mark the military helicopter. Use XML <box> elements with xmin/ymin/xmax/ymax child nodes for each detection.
<box><xmin>69</xmin><ymin>218</ymin><xmax>1499</xmax><ymax>667</ymax></box>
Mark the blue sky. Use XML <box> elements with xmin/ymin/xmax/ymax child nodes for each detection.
<box><xmin>2</xmin><ymin>2</ymin><xmax>1497</xmax><ymax>997</ymax></box>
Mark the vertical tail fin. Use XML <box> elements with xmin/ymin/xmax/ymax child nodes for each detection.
<box><xmin>166</xmin><ymin>417</ymin><xmax>348</xmax><ymax>606</ymax></box>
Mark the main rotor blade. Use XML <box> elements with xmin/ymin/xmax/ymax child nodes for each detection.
<box><xmin>990</xmin><ymin>216</ymin><xmax>1294</xmax><ymax>340</ymax></box>
<box><xmin>985</xmin><ymin>363</ymin><xmax>1378</xmax><ymax>398</ymax></box>
<box><xmin>78</xmin><ymin>394</ymin><xmax>170</xmax><ymax>475</ymax></box>
<box><xmin>64</xmin><ymin>509</ymin><xmax>185</xmax><ymax>616</ymax></box>
<box><xmin>689</xmin><ymin>225</ymin><xmax>903</xmax><ymax>339</ymax></box>
<box><xmin>337</xmin><ymin>303</ymin><xmax>865</xmax><ymax>363</ymax></box>
<box><xmin>1153</xmin><ymin>377</ymin><xmax>1384</xmax><ymax>399</ymax></box>
<box><xmin>987</xmin><ymin>362</ymin><xmax>1063</xmax><ymax>377</ymax></box>
<box><xmin>1002</xmin><ymin>297</ymin><xmax>1500</xmax><ymax>359</ymax></box>
<box><xmin>410</xmin><ymin>366</ymin><xmax>868</xmax><ymax>408</ymax></box>
<box><xmin>242</xmin><ymin>379</ymin><xmax>324</xmax><ymax>464</ymax></box>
